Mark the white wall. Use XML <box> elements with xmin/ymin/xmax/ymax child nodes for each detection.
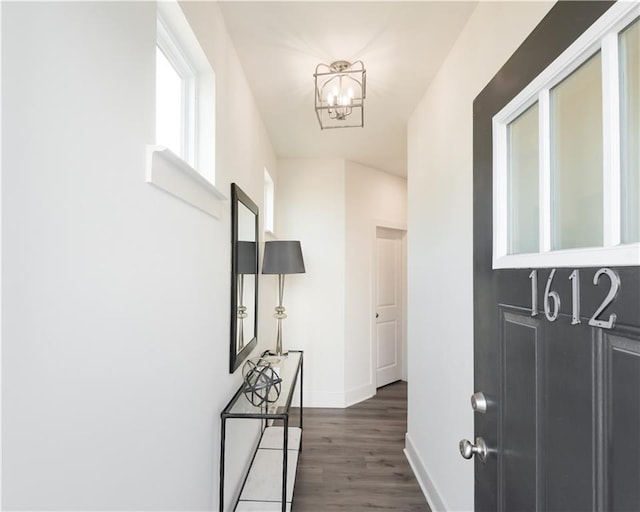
<box><xmin>1</xmin><ymin>1</ymin><xmax>276</xmax><ymax>510</ymax></box>
<box><xmin>405</xmin><ymin>2</ymin><xmax>554</xmax><ymax>511</ymax></box>
<box><xmin>276</xmin><ymin>159</ymin><xmax>407</xmax><ymax>408</ymax></box>
<box><xmin>276</xmin><ymin>159</ymin><xmax>346</xmax><ymax>407</ymax></box>
<box><xmin>344</xmin><ymin>161</ymin><xmax>406</xmax><ymax>405</ymax></box>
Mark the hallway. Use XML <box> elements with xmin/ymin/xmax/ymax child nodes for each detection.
<box><xmin>2</xmin><ymin>2</ymin><xmax>590</xmax><ymax>510</ymax></box>
<box><xmin>292</xmin><ymin>382</ymin><xmax>430</xmax><ymax>511</ymax></box>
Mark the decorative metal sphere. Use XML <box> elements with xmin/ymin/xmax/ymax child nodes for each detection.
<box><xmin>242</xmin><ymin>358</ymin><xmax>282</xmax><ymax>406</ymax></box>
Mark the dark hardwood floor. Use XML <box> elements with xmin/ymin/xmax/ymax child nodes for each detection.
<box><xmin>291</xmin><ymin>381</ymin><xmax>431</xmax><ymax>511</ymax></box>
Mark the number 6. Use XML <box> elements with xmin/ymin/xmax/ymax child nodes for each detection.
<box><xmin>544</xmin><ymin>269</ymin><xmax>560</xmax><ymax>322</ymax></box>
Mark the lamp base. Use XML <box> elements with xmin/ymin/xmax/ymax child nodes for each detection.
<box><xmin>267</xmin><ymin>349</ymin><xmax>289</xmax><ymax>357</ymax></box>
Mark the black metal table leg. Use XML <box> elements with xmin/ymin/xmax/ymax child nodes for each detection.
<box><xmin>219</xmin><ymin>417</ymin><xmax>226</xmax><ymax>512</ymax></box>
<box><xmin>300</xmin><ymin>354</ymin><xmax>304</xmax><ymax>451</ymax></box>
<box><xmin>282</xmin><ymin>417</ymin><xmax>289</xmax><ymax>512</ymax></box>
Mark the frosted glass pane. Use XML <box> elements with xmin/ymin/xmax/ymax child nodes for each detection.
<box><xmin>507</xmin><ymin>103</ymin><xmax>539</xmax><ymax>254</ymax></box>
<box><xmin>620</xmin><ymin>19</ymin><xmax>640</xmax><ymax>244</ymax></box>
<box><xmin>551</xmin><ymin>53</ymin><xmax>603</xmax><ymax>250</ymax></box>
<box><xmin>155</xmin><ymin>46</ymin><xmax>182</xmax><ymax>157</ymax></box>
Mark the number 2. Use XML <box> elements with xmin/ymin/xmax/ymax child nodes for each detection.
<box><xmin>588</xmin><ymin>268</ymin><xmax>620</xmax><ymax>329</ymax></box>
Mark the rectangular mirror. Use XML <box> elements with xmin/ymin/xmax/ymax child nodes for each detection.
<box><xmin>230</xmin><ymin>183</ymin><xmax>259</xmax><ymax>373</ymax></box>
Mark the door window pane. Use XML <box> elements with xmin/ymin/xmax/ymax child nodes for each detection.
<box><xmin>550</xmin><ymin>53</ymin><xmax>603</xmax><ymax>250</ymax></box>
<box><xmin>620</xmin><ymin>19</ymin><xmax>640</xmax><ymax>244</ymax></box>
<box><xmin>507</xmin><ymin>103</ymin><xmax>539</xmax><ymax>254</ymax></box>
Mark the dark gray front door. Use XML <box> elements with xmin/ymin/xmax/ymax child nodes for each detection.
<box><xmin>472</xmin><ymin>2</ymin><xmax>640</xmax><ymax>511</ymax></box>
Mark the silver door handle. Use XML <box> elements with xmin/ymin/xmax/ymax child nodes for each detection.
<box><xmin>459</xmin><ymin>437</ymin><xmax>488</xmax><ymax>462</ymax></box>
<box><xmin>471</xmin><ymin>392</ymin><xmax>488</xmax><ymax>413</ymax></box>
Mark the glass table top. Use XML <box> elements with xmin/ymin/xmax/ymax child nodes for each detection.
<box><xmin>222</xmin><ymin>350</ymin><xmax>302</xmax><ymax>418</ymax></box>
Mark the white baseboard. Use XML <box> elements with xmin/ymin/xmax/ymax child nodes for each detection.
<box><xmin>301</xmin><ymin>384</ymin><xmax>375</xmax><ymax>408</ymax></box>
<box><xmin>344</xmin><ymin>383</ymin><xmax>375</xmax><ymax>407</ymax></box>
<box><xmin>404</xmin><ymin>433</ymin><xmax>448</xmax><ymax>512</ymax></box>
<box><xmin>304</xmin><ymin>390</ymin><xmax>346</xmax><ymax>408</ymax></box>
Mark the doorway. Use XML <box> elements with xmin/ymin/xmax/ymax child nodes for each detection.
<box><xmin>374</xmin><ymin>226</ymin><xmax>407</xmax><ymax>389</ymax></box>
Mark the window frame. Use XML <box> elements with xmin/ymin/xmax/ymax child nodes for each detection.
<box><xmin>492</xmin><ymin>1</ymin><xmax>640</xmax><ymax>269</ymax></box>
<box><xmin>147</xmin><ymin>1</ymin><xmax>222</xmax><ymax>218</ymax></box>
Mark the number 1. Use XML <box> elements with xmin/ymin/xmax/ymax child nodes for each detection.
<box><xmin>529</xmin><ymin>270</ymin><xmax>538</xmax><ymax>316</ymax></box>
<box><xmin>569</xmin><ymin>270</ymin><xmax>580</xmax><ymax>325</ymax></box>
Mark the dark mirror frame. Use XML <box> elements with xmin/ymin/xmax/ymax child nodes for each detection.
<box><xmin>230</xmin><ymin>183</ymin><xmax>259</xmax><ymax>373</ymax></box>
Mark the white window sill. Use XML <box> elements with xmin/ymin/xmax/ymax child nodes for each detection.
<box><xmin>146</xmin><ymin>145</ymin><xmax>226</xmax><ymax>218</ymax></box>
<box><xmin>493</xmin><ymin>243</ymin><xmax>640</xmax><ymax>269</ymax></box>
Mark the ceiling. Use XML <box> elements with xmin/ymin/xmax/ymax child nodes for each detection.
<box><xmin>218</xmin><ymin>1</ymin><xmax>477</xmax><ymax>177</ymax></box>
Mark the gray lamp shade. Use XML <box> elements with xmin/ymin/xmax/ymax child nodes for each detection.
<box><xmin>262</xmin><ymin>241</ymin><xmax>305</xmax><ymax>275</ymax></box>
<box><xmin>236</xmin><ymin>241</ymin><xmax>257</xmax><ymax>274</ymax></box>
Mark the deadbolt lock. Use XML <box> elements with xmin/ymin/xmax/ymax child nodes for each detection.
<box><xmin>470</xmin><ymin>392</ymin><xmax>488</xmax><ymax>414</ymax></box>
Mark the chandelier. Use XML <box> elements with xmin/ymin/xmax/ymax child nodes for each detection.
<box><xmin>314</xmin><ymin>60</ymin><xmax>366</xmax><ymax>129</ymax></box>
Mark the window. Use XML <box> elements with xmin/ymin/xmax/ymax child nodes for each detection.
<box><xmin>507</xmin><ymin>103</ymin><xmax>539</xmax><ymax>254</ymax></box>
<box><xmin>264</xmin><ymin>169</ymin><xmax>275</xmax><ymax>234</ymax></box>
<box><xmin>155</xmin><ymin>45</ymin><xmax>188</xmax><ymax>160</ymax></box>
<box><xmin>620</xmin><ymin>19</ymin><xmax>640</xmax><ymax>244</ymax></box>
<box><xmin>147</xmin><ymin>1</ymin><xmax>222</xmax><ymax>218</ymax></box>
<box><xmin>493</xmin><ymin>2</ymin><xmax>640</xmax><ymax>268</ymax></box>
<box><xmin>550</xmin><ymin>53</ymin><xmax>603</xmax><ymax>250</ymax></box>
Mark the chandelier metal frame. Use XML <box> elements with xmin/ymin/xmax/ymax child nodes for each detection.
<box><xmin>313</xmin><ymin>60</ymin><xmax>366</xmax><ymax>129</ymax></box>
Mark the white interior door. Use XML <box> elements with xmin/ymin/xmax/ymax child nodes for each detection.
<box><xmin>375</xmin><ymin>228</ymin><xmax>403</xmax><ymax>388</ymax></box>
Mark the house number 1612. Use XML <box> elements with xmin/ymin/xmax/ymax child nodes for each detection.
<box><xmin>528</xmin><ymin>268</ymin><xmax>621</xmax><ymax>329</ymax></box>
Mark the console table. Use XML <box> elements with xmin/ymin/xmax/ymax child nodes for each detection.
<box><xmin>220</xmin><ymin>350</ymin><xmax>303</xmax><ymax>512</ymax></box>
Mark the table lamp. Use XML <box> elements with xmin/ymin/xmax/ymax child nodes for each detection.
<box><xmin>262</xmin><ymin>240</ymin><xmax>305</xmax><ymax>356</ymax></box>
